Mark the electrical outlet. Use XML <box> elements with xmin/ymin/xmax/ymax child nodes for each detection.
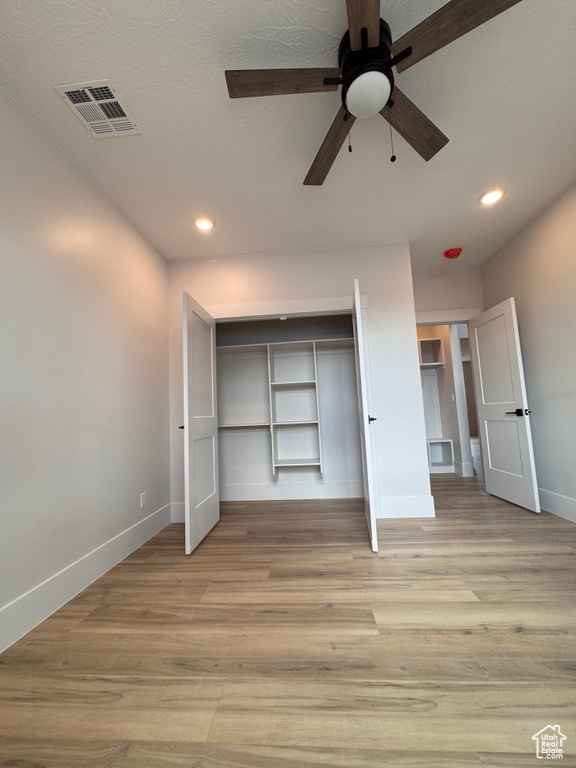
<box><xmin>140</xmin><ymin>492</ymin><xmax>146</xmax><ymax>509</ymax></box>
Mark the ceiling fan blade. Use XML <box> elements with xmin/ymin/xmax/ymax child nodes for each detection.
<box><xmin>304</xmin><ymin>106</ymin><xmax>356</xmax><ymax>185</ymax></box>
<box><xmin>346</xmin><ymin>0</ymin><xmax>381</xmax><ymax>51</ymax></box>
<box><xmin>391</xmin><ymin>0</ymin><xmax>524</xmax><ymax>73</ymax></box>
<box><xmin>380</xmin><ymin>87</ymin><xmax>449</xmax><ymax>161</ymax></box>
<box><xmin>225</xmin><ymin>69</ymin><xmax>341</xmax><ymax>98</ymax></box>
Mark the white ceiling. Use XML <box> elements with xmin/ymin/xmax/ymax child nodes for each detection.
<box><xmin>1</xmin><ymin>0</ymin><xmax>575</xmax><ymax>270</ymax></box>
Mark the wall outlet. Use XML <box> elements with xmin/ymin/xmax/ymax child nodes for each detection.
<box><xmin>140</xmin><ymin>492</ymin><xmax>146</xmax><ymax>509</ymax></box>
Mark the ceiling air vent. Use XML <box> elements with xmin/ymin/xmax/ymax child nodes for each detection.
<box><xmin>54</xmin><ymin>79</ymin><xmax>141</xmax><ymax>138</ymax></box>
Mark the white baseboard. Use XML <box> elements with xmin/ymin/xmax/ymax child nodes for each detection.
<box><xmin>0</xmin><ymin>503</ymin><xmax>171</xmax><ymax>653</ymax></box>
<box><xmin>539</xmin><ymin>488</ymin><xmax>576</xmax><ymax>523</ymax></box>
<box><xmin>455</xmin><ymin>460</ymin><xmax>475</xmax><ymax>477</ymax></box>
<box><xmin>378</xmin><ymin>494</ymin><xmax>435</xmax><ymax>518</ymax></box>
<box><xmin>220</xmin><ymin>482</ymin><xmax>363</xmax><ymax>503</ymax></box>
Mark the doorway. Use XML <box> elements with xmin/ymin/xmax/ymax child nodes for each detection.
<box><xmin>416</xmin><ymin>299</ymin><xmax>540</xmax><ymax>515</ymax></box>
<box><xmin>183</xmin><ymin>279</ymin><xmax>380</xmax><ymax>555</ymax></box>
<box><xmin>417</xmin><ymin>322</ymin><xmax>480</xmax><ymax>478</ymax></box>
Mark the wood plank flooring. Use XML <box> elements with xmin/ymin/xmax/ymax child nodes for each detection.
<box><xmin>2</xmin><ymin>477</ymin><xmax>576</xmax><ymax>767</ymax></box>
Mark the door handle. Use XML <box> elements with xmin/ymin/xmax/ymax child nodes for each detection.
<box><xmin>179</xmin><ymin>425</ymin><xmax>185</xmax><ymax>429</ymax></box>
<box><xmin>505</xmin><ymin>409</ymin><xmax>531</xmax><ymax>416</ymax></box>
<box><xmin>368</xmin><ymin>415</ymin><xmax>377</xmax><ymax>423</ymax></box>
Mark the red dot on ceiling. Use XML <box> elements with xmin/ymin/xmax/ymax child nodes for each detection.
<box><xmin>444</xmin><ymin>247</ymin><xmax>462</xmax><ymax>259</ymax></box>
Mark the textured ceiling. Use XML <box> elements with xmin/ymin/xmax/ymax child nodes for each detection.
<box><xmin>1</xmin><ymin>0</ymin><xmax>576</xmax><ymax>270</ymax></box>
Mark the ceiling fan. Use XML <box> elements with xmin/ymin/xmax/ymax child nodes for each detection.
<box><xmin>225</xmin><ymin>0</ymin><xmax>523</xmax><ymax>185</ymax></box>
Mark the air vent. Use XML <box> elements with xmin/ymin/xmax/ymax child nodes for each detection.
<box><xmin>54</xmin><ymin>79</ymin><xmax>141</xmax><ymax>138</ymax></box>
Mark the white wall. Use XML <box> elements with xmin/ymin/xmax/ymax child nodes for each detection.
<box><xmin>0</xmin><ymin>87</ymin><xmax>171</xmax><ymax>651</ymax></box>
<box><xmin>481</xmin><ymin>183</ymin><xmax>576</xmax><ymax>522</ymax></box>
<box><xmin>413</xmin><ymin>267</ymin><xmax>484</xmax><ymax>322</ymax></box>
<box><xmin>169</xmin><ymin>245</ymin><xmax>434</xmax><ymax>520</ymax></box>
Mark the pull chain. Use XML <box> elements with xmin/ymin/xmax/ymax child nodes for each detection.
<box><xmin>348</xmin><ymin>127</ymin><xmax>353</xmax><ymax>153</ymax></box>
<box><xmin>389</xmin><ymin>121</ymin><xmax>396</xmax><ymax>162</ymax></box>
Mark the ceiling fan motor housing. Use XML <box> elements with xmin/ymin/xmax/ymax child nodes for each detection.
<box><xmin>339</xmin><ymin>19</ymin><xmax>394</xmax><ymax>118</ymax></box>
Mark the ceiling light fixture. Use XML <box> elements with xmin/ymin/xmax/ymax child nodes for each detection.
<box><xmin>480</xmin><ymin>189</ymin><xmax>504</xmax><ymax>206</ymax></box>
<box><xmin>345</xmin><ymin>69</ymin><xmax>392</xmax><ymax>118</ymax></box>
<box><xmin>339</xmin><ymin>21</ymin><xmax>395</xmax><ymax>119</ymax></box>
<box><xmin>194</xmin><ymin>217</ymin><xmax>214</xmax><ymax>231</ymax></box>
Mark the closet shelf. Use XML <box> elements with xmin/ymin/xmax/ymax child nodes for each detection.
<box><xmin>420</xmin><ymin>362</ymin><xmax>445</xmax><ymax>368</ymax></box>
<box><xmin>273</xmin><ymin>420</ymin><xmax>318</xmax><ymax>426</ymax></box>
<box><xmin>219</xmin><ymin>422</ymin><xmax>270</xmax><ymax>429</ymax></box>
<box><xmin>274</xmin><ymin>458</ymin><xmax>321</xmax><ymax>467</ymax></box>
<box><xmin>270</xmin><ymin>380</ymin><xmax>316</xmax><ymax>387</ymax></box>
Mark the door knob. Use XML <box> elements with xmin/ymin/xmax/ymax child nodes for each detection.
<box><xmin>368</xmin><ymin>415</ymin><xmax>377</xmax><ymax>423</ymax></box>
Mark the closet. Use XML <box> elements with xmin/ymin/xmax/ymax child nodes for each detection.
<box><xmin>216</xmin><ymin>315</ymin><xmax>361</xmax><ymax>498</ymax></box>
<box><xmin>182</xmin><ymin>280</ymin><xmax>378</xmax><ymax>555</ymax></box>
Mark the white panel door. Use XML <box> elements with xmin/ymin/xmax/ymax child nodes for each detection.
<box><xmin>183</xmin><ymin>292</ymin><xmax>220</xmax><ymax>555</ymax></box>
<box><xmin>469</xmin><ymin>298</ymin><xmax>540</xmax><ymax>512</ymax></box>
<box><xmin>352</xmin><ymin>279</ymin><xmax>378</xmax><ymax>551</ymax></box>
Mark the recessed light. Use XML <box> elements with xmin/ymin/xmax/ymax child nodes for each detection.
<box><xmin>194</xmin><ymin>217</ymin><xmax>214</xmax><ymax>231</ymax></box>
<box><xmin>480</xmin><ymin>189</ymin><xmax>504</xmax><ymax>206</ymax></box>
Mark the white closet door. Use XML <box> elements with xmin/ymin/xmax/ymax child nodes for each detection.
<box><xmin>183</xmin><ymin>292</ymin><xmax>220</xmax><ymax>555</ymax></box>
<box><xmin>469</xmin><ymin>298</ymin><xmax>540</xmax><ymax>513</ymax></box>
<box><xmin>352</xmin><ymin>279</ymin><xmax>378</xmax><ymax>552</ymax></box>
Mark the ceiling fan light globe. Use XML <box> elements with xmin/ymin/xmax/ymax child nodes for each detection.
<box><xmin>345</xmin><ymin>70</ymin><xmax>391</xmax><ymax>118</ymax></box>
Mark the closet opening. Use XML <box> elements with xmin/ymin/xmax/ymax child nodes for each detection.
<box><xmin>417</xmin><ymin>322</ymin><xmax>481</xmax><ymax>478</ymax></box>
<box><xmin>183</xmin><ymin>280</ymin><xmax>379</xmax><ymax>555</ymax></box>
<box><xmin>215</xmin><ymin>312</ymin><xmax>365</xmax><ymax>502</ymax></box>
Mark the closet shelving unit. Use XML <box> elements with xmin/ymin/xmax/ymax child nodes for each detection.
<box><xmin>268</xmin><ymin>341</ymin><xmax>322</xmax><ymax>473</ymax></box>
<box><xmin>418</xmin><ymin>335</ymin><xmax>455</xmax><ymax>473</ymax></box>
<box><xmin>418</xmin><ymin>338</ymin><xmax>445</xmax><ymax>367</ymax></box>
<box><xmin>426</xmin><ymin>438</ymin><xmax>455</xmax><ymax>473</ymax></box>
<box><xmin>217</xmin><ymin>339</ymin><xmax>331</xmax><ymax>475</ymax></box>
<box><xmin>215</xmin><ymin>310</ymin><xmax>363</xmax><ymax>501</ymax></box>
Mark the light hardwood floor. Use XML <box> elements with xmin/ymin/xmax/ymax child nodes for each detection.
<box><xmin>1</xmin><ymin>476</ymin><xmax>576</xmax><ymax>767</ymax></box>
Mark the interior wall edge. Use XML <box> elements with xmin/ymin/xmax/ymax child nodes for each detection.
<box><xmin>454</xmin><ymin>460</ymin><xmax>475</xmax><ymax>477</ymax></box>
<box><xmin>0</xmin><ymin>503</ymin><xmax>171</xmax><ymax>653</ymax></box>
